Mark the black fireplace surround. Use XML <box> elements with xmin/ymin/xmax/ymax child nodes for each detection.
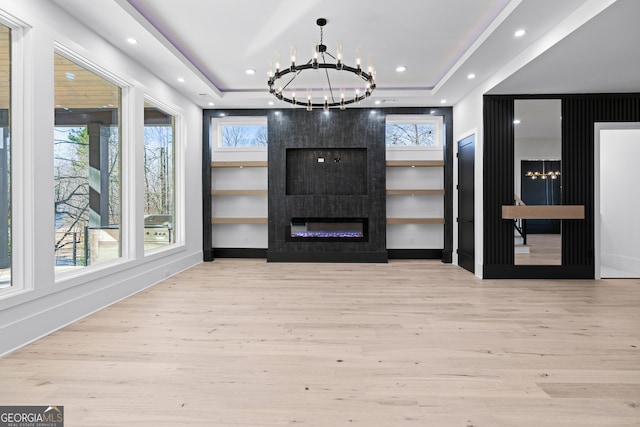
<box><xmin>267</xmin><ymin>109</ymin><xmax>387</xmax><ymax>263</ymax></box>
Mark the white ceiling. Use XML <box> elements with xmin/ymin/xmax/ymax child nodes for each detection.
<box><xmin>51</xmin><ymin>0</ymin><xmax>640</xmax><ymax>110</ymax></box>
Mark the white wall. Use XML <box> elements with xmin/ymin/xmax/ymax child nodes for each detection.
<box><xmin>0</xmin><ymin>0</ymin><xmax>203</xmax><ymax>355</ymax></box>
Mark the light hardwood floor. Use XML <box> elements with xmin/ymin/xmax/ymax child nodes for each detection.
<box><xmin>1</xmin><ymin>259</ymin><xmax>639</xmax><ymax>426</ymax></box>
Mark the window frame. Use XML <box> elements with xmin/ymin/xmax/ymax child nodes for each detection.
<box><xmin>0</xmin><ymin>13</ymin><xmax>27</xmax><ymax>299</ymax></box>
<box><xmin>53</xmin><ymin>45</ymin><xmax>131</xmax><ymax>281</ymax></box>
<box><xmin>142</xmin><ymin>95</ymin><xmax>182</xmax><ymax>256</ymax></box>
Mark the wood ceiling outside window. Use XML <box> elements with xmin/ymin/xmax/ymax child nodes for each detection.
<box><xmin>0</xmin><ymin>25</ymin><xmax>9</xmax><ymax>110</ymax></box>
<box><xmin>54</xmin><ymin>53</ymin><xmax>120</xmax><ymax>110</ymax></box>
<box><xmin>0</xmin><ymin>29</ymin><xmax>121</xmax><ymax>110</ymax></box>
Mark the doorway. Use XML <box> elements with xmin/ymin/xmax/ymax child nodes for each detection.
<box><xmin>595</xmin><ymin>123</ymin><xmax>640</xmax><ymax>278</ymax></box>
<box><xmin>458</xmin><ymin>134</ymin><xmax>475</xmax><ymax>273</ymax></box>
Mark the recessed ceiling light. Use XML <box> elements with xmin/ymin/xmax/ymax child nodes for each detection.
<box><xmin>395</xmin><ymin>65</ymin><xmax>407</xmax><ymax>72</ymax></box>
<box><xmin>374</xmin><ymin>100</ymin><xmax>381</xmax><ymax>105</ymax></box>
<box><xmin>467</xmin><ymin>73</ymin><xmax>476</xmax><ymax>79</ymax></box>
<box><xmin>177</xmin><ymin>77</ymin><xmax>185</xmax><ymax>83</ymax></box>
<box><xmin>268</xmin><ymin>101</ymin><xmax>274</xmax><ymax>106</ymax></box>
<box><xmin>514</xmin><ymin>29</ymin><xmax>526</xmax><ymax>37</ymax></box>
<box><xmin>208</xmin><ymin>102</ymin><xmax>214</xmax><ymax>106</ymax></box>
<box><xmin>245</xmin><ymin>68</ymin><xmax>256</xmax><ymax>75</ymax></box>
<box><xmin>126</xmin><ymin>37</ymin><xmax>138</xmax><ymax>44</ymax></box>
<box><xmin>440</xmin><ymin>99</ymin><xmax>447</xmax><ymax>104</ymax></box>
<box><xmin>513</xmin><ymin>119</ymin><xmax>521</xmax><ymax>124</ymax></box>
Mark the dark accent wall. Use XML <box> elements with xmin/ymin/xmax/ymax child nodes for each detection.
<box><xmin>268</xmin><ymin>109</ymin><xmax>386</xmax><ymax>262</ymax></box>
<box><xmin>202</xmin><ymin>107</ymin><xmax>454</xmax><ymax>263</ymax></box>
<box><xmin>483</xmin><ymin>93</ymin><xmax>640</xmax><ymax>279</ymax></box>
<box><xmin>286</xmin><ymin>148</ymin><xmax>368</xmax><ymax>195</ymax></box>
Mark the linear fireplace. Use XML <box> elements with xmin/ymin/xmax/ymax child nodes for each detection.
<box><xmin>287</xmin><ymin>218</ymin><xmax>368</xmax><ymax>242</ymax></box>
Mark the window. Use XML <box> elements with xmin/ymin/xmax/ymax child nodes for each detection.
<box><xmin>385</xmin><ymin>115</ymin><xmax>442</xmax><ymax>147</ymax></box>
<box><xmin>0</xmin><ymin>23</ymin><xmax>10</xmax><ymax>288</ymax></box>
<box><xmin>54</xmin><ymin>52</ymin><xmax>122</xmax><ymax>273</ymax></box>
<box><xmin>144</xmin><ymin>101</ymin><xmax>175</xmax><ymax>252</ymax></box>
<box><xmin>212</xmin><ymin>116</ymin><xmax>267</xmax><ymax>148</ymax></box>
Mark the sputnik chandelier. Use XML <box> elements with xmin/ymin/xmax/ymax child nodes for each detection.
<box><xmin>267</xmin><ymin>18</ymin><xmax>376</xmax><ymax>111</ymax></box>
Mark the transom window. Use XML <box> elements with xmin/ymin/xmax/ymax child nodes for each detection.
<box><xmin>385</xmin><ymin>115</ymin><xmax>442</xmax><ymax>147</ymax></box>
<box><xmin>212</xmin><ymin>116</ymin><xmax>267</xmax><ymax>148</ymax></box>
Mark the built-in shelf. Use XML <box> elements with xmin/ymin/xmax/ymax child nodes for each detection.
<box><xmin>385</xmin><ymin>157</ymin><xmax>445</xmax><ymax>252</ymax></box>
<box><xmin>211</xmin><ymin>217</ymin><xmax>268</xmax><ymax>224</ymax></box>
<box><xmin>211</xmin><ymin>161</ymin><xmax>268</xmax><ymax>168</ymax></box>
<box><xmin>502</xmin><ymin>205</ymin><xmax>585</xmax><ymax>219</ymax></box>
<box><xmin>211</xmin><ymin>189</ymin><xmax>268</xmax><ymax>196</ymax></box>
<box><xmin>386</xmin><ymin>189</ymin><xmax>444</xmax><ymax>196</ymax></box>
<box><xmin>387</xmin><ymin>218</ymin><xmax>445</xmax><ymax>224</ymax></box>
<box><xmin>210</xmin><ymin>160</ymin><xmax>269</xmax><ymax>250</ymax></box>
<box><xmin>386</xmin><ymin>160</ymin><xmax>444</xmax><ymax>167</ymax></box>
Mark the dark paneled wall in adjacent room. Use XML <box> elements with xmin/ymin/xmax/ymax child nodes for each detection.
<box><xmin>268</xmin><ymin>109</ymin><xmax>387</xmax><ymax>262</ymax></box>
<box><xmin>483</xmin><ymin>93</ymin><xmax>640</xmax><ymax>279</ymax></box>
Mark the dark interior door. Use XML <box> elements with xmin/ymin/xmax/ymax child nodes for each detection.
<box><xmin>458</xmin><ymin>135</ymin><xmax>475</xmax><ymax>273</ymax></box>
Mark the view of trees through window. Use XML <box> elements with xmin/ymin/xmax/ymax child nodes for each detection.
<box><xmin>144</xmin><ymin>105</ymin><xmax>175</xmax><ymax>251</ymax></box>
<box><xmin>54</xmin><ymin>53</ymin><xmax>121</xmax><ymax>271</ymax></box>
<box><xmin>221</xmin><ymin>124</ymin><xmax>267</xmax><ymax>147</ymax></box>
<box><xmin>386</xmin><ymin>117</ymin><xmax>438</xmax><ymax>146</ymax></box>
<box><xmin>0</xmin><ymin>23</ymin><xmax>10</xmax><ymax>288</ymax></box>
<box><xmin>54</xmin><ymin>125</ymin><xmax>120</xmax><ymax>266</ymax></box>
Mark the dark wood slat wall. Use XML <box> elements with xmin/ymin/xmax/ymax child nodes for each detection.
<box><xmin>483</xmin><ymin>97</ymin><xmax>515</xmax><ymax>267</ymax></box>
<box><xmin>483</xmin><ymin>93</ymin><xmax>640</xmax><ymax>279</ymax></box>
